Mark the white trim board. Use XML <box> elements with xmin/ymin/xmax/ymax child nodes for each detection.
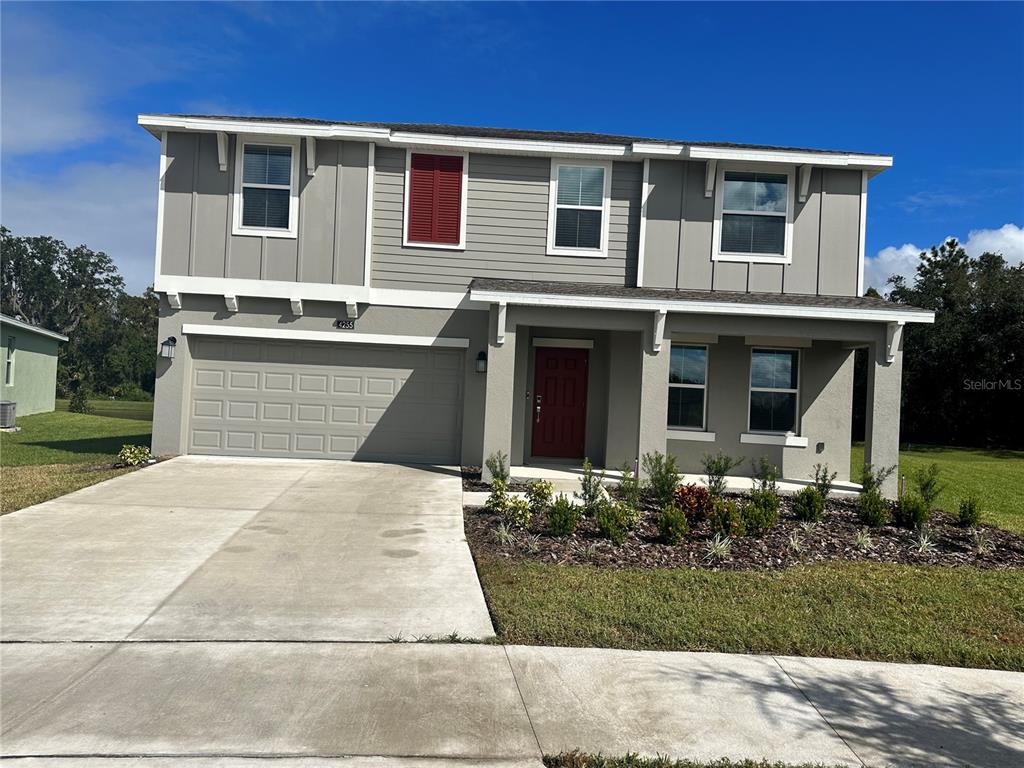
<box><xmin>469</xmin><ymin>288</ymin><xmax>935</xmax><ymax>324</ymax></box>
<box><xmin>532</xmin><ymin>337</ymin><xmax>595</xmax><ymax>348</ymax></box>
<box><xmin>0</xmin><ymin>314</ymin><xmax>68</xmax><ymax>342</ymax></box>
<box><xmin>180</xmin><ymin>323</ymin><xmax>470</xmax><ymax>349</ymax></box>
<box><xmin>637</xmin><ymin>158</ymin><xmax>650</xmax><ymax>286</ymax></box>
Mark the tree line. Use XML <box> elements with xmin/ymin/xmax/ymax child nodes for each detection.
<box><xmin>1</xmin><ymin>227</ymin><xmax>1020</xmax><ymax>446</ymax></box>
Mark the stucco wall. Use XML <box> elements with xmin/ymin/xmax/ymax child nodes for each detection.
<box><xmin>0</xmin><ymin>325</ymin><xmax>61</xmax><ymax>416</ymax></box>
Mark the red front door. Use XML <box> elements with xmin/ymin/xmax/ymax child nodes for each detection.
<box><xmin>531</xmin><ymin>347</ymin><xmax>588</xmax><ymax>459</ymax></box>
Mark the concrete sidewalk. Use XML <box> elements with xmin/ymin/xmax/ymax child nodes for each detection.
<box><xmin>2</xmin><ymin>643</ymin><xmax>1021</xmax><ymax>767</ymax></box>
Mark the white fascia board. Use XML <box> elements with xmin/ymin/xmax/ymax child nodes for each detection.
<box><xmin>469</xmin><ymin>288</ymin><xmax>935</xmax><ymax>324</ymax></box>
<box><xmin>181</xmin><ymin>323</ymin><xmax>470</xmax><ymax>349</ymax></box>
<box><xmin>138</xmin><ymin>114</ymin><xmax>391</xmax><ymax>141</ymax></box>
<box><xmin>0</xmin><ymin>314</ymin><xmax>68</xmax><ymax>342</ymax></box>
<box><xmin>687</xmin><ymin>145</ymin><xmax>893</xmax><ymax>171</ymax></box>
<box><xmin>388</xmin><ymin>131</ymin><xmax>628</xmax><ymax>158</ymax></box>
<box><xmin>153</xmin><ymin>274</ymin><xmax>478</xmax><ymax>311</ymax></box>
<box><xmin>631</xmin><ymin>142</ymin><xmax>686</xmax><ymax>157</ymax></box>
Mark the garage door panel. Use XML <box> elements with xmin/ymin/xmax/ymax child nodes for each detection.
<box><xmin>187</xmin><ymin>338</ymin><xmax>463</xmax><ymax>463</ymax></box>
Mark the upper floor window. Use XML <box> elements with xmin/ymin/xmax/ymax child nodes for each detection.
<box><xmin>404</xmin><ymin>152</ymin><xmax>468</xmax><ymax>249</ymax></box>
<box><xmin>232</xmin><ymin>138</ymin><xmax>299</xmax><ymax>238</ymax></box>
<box><xmin>547</xmin><ymin>160</ymin><xmax>612</xmax><ymax>258</ymax></box>
<box><xmin>668</xmin><ymin>344</ymin><xmax>708</xmax><ymax>430</ymax></box>
<box><xmin>713</xmin><ymin>165</ymin><xmax>794</xmax><ymax>264</ymax></box>
<box><xmin>749</xmin><ymin>348</ymin><xmax>799</xmax><ymax>433</ymax></box>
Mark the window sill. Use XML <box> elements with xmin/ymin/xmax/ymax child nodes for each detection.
<box><xmin>740</xmin><ymin>432</ymin><xmax>808</xmax><ymax>448</ymax></box>
<box><xmin>232</xmin><ymin>227</ymin><xmax>297</xmax><ymax>239</ymax></box>
<box><xmin>546</xmin><ymin>247</ymin><xmax>608</xmax><ymax>259</ymax></box>
<box><xmin>712</xmin><ymin>251</ymin><xmax>791</xmax><ymax>265</ymax></box>
<box><xmin>668</xmin><ymin>429</ymin><xmax>717</xmax><ymax>442</ymax></box>
<box><xmin>403</xmin><ymin>240</ymin><xmax>466</xmax><ymax>251</ymax></box>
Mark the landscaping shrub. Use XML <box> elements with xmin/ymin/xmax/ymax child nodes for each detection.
<box><xmin>742</xmin><ymin>490</ymin><xmax>779</xmax><ymax>536</ymax></box>
<box><xmin>118</xmin><ymin>444</ymin><xmax>151</xmax><ymax>467</ymax></box>
<box><xmin>812</xmin><ymin>462</ymin><xmax>837</xmax><ymax>500</ymax></box>
<box><xmin>109</xmin><ymin>383</ymin><xmax>153</xmax><ymax>401</ymax></box>
<box><xmin>617</xmin><ymin>463</ymin><xmax>642</xmax><ymax>509</ymax></box>
<box><xmin>701</xmin><ymin>450</ymin><xmax>742</xmax><ymax>497</ymax></box>
<box><xmin>526</xmin><ymin>479</ymin><xmax>555</xmax><ymax>513</ymax></box>
<box><xmin>640</xmin><ymin>451</ymin><xmax>680</xmax><ymax>508</ymax></box>
<box><xmin>859</xmin><ymin>463</ymin><xmax>895</xmax><ymax>494</ymax></box>
<box><xmin>485</xmin><ymin>451</ymin><xmax>510</xmax><ymax>484</ymax></box>
<box><xmin>616</xmin><ymin>499</ymin><xmax>641</xmax><ymax>530</ymax></box>
<box><xmin>894</xmin><ymin>493</ymin><xmax>930</xmax><ymax>530</ymax></box>
<box><xmin>68</xmin><ymin>388</ymin><xmax>91</xmax><ymax>414</ymax></box>
<box><xmin>751</xmin><ymin>456</ymin><xmax>779</xmax><ymax>494</ymax></box>
<box><xmin>578</xmin><ymin>458</ymin><xmax>605</xmax><ymax>517</ymax></box>
<box><xmin>595</xmin><ymin>499</ymin><xmax>628</xmax><ymax>545</ymax></box>
<box><xmin>485</xmin><ymin>478</ymin><xmax>510</xmax><ymax>516</ymax></box>
<box><xmin>958</xmin><ymin>496</ymin><xmax>982</xmax><ymax>528</ymax></box>
<box><xmin>657</xmin><ymin>503</ymin><xmax>689</xmax><ymax>544</ymax></box>
<box><xmin>708</xmin><ymin>497</ymin><xmax>746</xmax><ymax>538</ymax></box>
<box><xmin>857</xmin><ymin>487</ymin><xmax>889</xmax><ymax>528</ymax></box>
<box><xmin>673</xmin><ymin>483</ymin><xmax>712</xmax><ymax>524</ymax></box>
<box><xmin>503</xmin><ymin>496</ymin><xmax>532</xmax><ymax>530</ymax></box>
<box><xmin>547</xmin><ymin>495</ymin><xmax>582</xmax><ymax>536</ymax></box>
<box><xmin>913</xmin><ymin>462</ymin><xmax>944</xmax><ymax>509</ymax></box>
<box><xmin>792</xmin><ymin>486</ymin><xmax>824</xmax><ymax>523</ymax></box>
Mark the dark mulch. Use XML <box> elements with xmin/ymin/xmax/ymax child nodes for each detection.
<box><xmin>464</xmin><ymin>492</ymin><xmax>1024</xmax><ymax>571</ymax></box>
<box><xmin>461</xmin><ymin>466</ymin><xmax>533</xmax><ymax>493</ymax></box>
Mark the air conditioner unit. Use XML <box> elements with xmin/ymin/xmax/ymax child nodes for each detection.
<box><xmin>0</xmin><ymin>401</ymin><xmax>16</xmax><ymax>429</ymax></box>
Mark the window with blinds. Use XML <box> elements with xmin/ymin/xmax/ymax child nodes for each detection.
<box><xmin>550</xmin><ymin>163</ymin><xmax>606</xmax><ymax>252</ymax></box>
<box><xmin>240</xmin><ymin>144</ymin><xmax>293</xmax><ymax>231</ymax></box>
<box><xmin>719</xmin><ymin>171</ymin><xmax>788</xmax><ymax>255</ymax></box>
<box><xmin>406</xmin><ymin>153</ymin><xmax>465</xmax><ymax>247</ymax></box>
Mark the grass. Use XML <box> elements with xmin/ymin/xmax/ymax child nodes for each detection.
<box><xmin>1</xmin><ymin>400</ymin><xmax>153</xmax><ymax>514</ymax></box>
<box><xmin>545</xmin><ymin>755</ymin><xmax>845</xmax><ymax>768</ymax></box>
<box><xmin>850</xmin><ymin>443</ymin><xmax>1024</xmax><ymax>533</ymax></box>
<box><xmin>475</xmin><ymin>555</ymin><xmax>1024</xmax><ymax>671</ymax></box>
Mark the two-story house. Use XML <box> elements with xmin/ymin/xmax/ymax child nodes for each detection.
<box><xmin>140</xmin><ymin>114</ymin><xmax>933</xmax><ymax>496</ymax></box>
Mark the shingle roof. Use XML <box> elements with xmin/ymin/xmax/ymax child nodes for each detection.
<box><xmin>469</xmin><ymin>278</ymin><xmax>928</xmax><ymax>315</ymax></box>
<box><xmin>146</xmin><ymin>113</ymin><xmax>887</xmax><ymax>158</ymax></box>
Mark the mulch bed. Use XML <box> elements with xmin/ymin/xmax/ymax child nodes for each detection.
<box><xmin>462</xmin><ymin>466</ymin><xmax>533</xmax><ymax>493</ymax></box>
<box><xmin>464</xmin><ymin>492</ymin><xmax>1024</xmax><ymax>571</ymax></box>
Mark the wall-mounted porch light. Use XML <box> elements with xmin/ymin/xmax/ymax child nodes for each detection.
<box><xmin>475</xmin><ymin>351</ymin><xmax>487</xmax><ymax>373</ymax></box>
<box><xmin>159</xmin><ymin>336</ymin><xmax>177</xmax><ymax>359</ymax></box>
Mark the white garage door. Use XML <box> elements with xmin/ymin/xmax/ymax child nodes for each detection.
<box><xmin>187</xmin><ymin>336</ymin><xmax>463</xmax><ymax>464</ymax></box>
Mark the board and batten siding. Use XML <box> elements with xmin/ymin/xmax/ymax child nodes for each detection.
<box><xmin>642</xmin><ymin>160</ymin><xmax>865</xmax><ymax>297</ymax></box>
<box><xmin>160</xmin><ymin>131</ymin><xmax>370</xmax><ymax>286</ymax></box>
<box><xmin>370</xmin><ymin>148</ymin><xmax>642</xmax><ymax>291</ymax></box>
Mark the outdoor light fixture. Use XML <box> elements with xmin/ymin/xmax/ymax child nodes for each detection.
<box><xmin>159</xmin><ymin>336</ymin><xmax>177</xmax><ymax>359</ymax></box>
<box><xmin>475</xmin><ymin>351</ymin><xmax>487</xmax><ymax>373</ymax></box>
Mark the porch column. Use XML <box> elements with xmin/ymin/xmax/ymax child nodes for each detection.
<box><xmin>636</xmin><ymin>327</ymin><xmax>670</xmax><ymax>477</ymax></box>
<box><xmin>864</xmin><ymin>337</ymin><xmax>903</xmax><ymax>498</ymax></box>
<box><xmin>481</xmin><ymin>303</ymin><xmax>516</xmax><ymax>482</ymax></box>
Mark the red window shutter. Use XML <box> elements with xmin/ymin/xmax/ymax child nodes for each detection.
<box><xmin>407</xmin><ymin>153</ymin><xmax>463</xmax><ymax>245</ymax></box>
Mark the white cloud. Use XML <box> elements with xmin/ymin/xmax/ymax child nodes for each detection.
<box><xmin>1</xmin><ymin>159</ymin><xmax>158</xmax><ymax>293</ymax></box>
<box><xmin>865</xmin><ymin>224</ymin><xmax>1024</xmax><ymax>293</ymax></box>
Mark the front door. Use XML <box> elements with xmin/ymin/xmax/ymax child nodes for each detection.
<box><xmin>531</xmin><ymin>347</ymin><xmax>588</xmax><ymax>459</ymax></box>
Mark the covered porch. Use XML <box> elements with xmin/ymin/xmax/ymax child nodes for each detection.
<box><xmin>471</xmin><ymin>279</ymin><xmax>933</xmax><ymax>497</ymax></box>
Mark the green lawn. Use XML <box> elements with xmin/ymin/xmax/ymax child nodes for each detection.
<box><xmin>1</xmin><ymin>401</ymin><xmax>153</xmax><ymax>514</ymax></box>
<box><xmin>476</xmin><ymin>556</ymin><xmax>1024</xmax><ymax>671</ymax></box>
<box><xmin>850</xmin><ymin>443</ymin><xmax>1024</xmax><ymax>533</ymax></box>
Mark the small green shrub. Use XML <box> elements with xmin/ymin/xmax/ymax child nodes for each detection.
<box><xmin>503</xmin><ymin>495</ymin><xmax>532</xmax><ymax>529</ymax></box>
<box><xmin>546</xmin><ymin>495</ymin><xmax>582</xmax><ymax>536</ymax></box>
<box><xmin>68</xmin><ymin>388</ymin><xmax>91</xmax><ymax>414</ymax></box>
<box><xmin>704</xmin><ymin>533</ymin><xmax>732</xmax><ymax>561</ymax></box>
<box><xmin>751</xmin><ymin>456</ymin><xmax>779</xmax><ymax>494</ymax></box>
<box><xmin>742</xmin><ymin>490</ymin><xmax>779</xmax><ymax>536</ymax></box>
<box><xmin>812</xmin><ymin>462</ymin><xmax>837</xmax><ymax>500</ymax></box>
<box><xmin>708</xmin><ymin>497</ymin><xmax>746</xmax><ymax>538</ymax></box>
<box><xmin>118</xmin><ymin>444</ymin><xmax>152</xmax><ymax>467</ymax></box>
<box><xmin>970</xmin><ymin>527</ymin><xmax>993</xmax><ymax>555</ymax></box>
<box><xmin>860</xmin><ymin>462</ymin><xmax>895</xmax><ymax>494</ymax></box>
<box><xmin>578</xmin><ymin>458</ymin><xmax>606</xmax><ymax>517</ymax></box>
<box><xmin>657</xmin><ymin>503</ymin><xmax>689</xmax><ymax>544</ymax></box>
<box><xmin>855</xmin><ymin>528</ymin><xmax>875</xmax><ymax>552</ymax></box>
<box><xmin>857</xmin><ymin>487</ymin><xmax>889</xmax><ymax>528</ymax></box>
<box><xmin>109</xmin><ymin>383</ymin><xmax>153</xmax><ymax>401</ymax></box>
<box><xmin>595</xmin><ymin>500</ymin><xmax>627</xmax><ymax>545</ymax></box>
<box><xmin>485</xmin><ymin>451</ymin><xmax>510</xmax><ymax>484</ymax></box>
<box><xmin>485</xmin><ymin>478</ymin><xmax>510</xmax><ymax>515</ymax></box>
<box><xmin>894</xmin><ymin>493</ymin><xmax>930</xmax><ymax>530</ymax></box>
<box><xmin>701</xmin><ymin>450</ymin><xmax>742</xmax><ymax>497</ymax></box>
<box><xmin>617</xmin><ymin>463</ymin><xmax>642</xmax><ymax>509</ymax></box>
<box><xmin>914</xmin><ymin>526</ymin><xmax>937</xmax><ymax>554</ymax></box>
<box><xmin>913</xmin><ymin>462</ymin><xmax>944</xmax><ymax>509</ymax></box>
<box><xmin>493</xmin><ymin>522</ymin><xmax>516</xmax><ymax>547</ymax></box>
<box><xmin>674</xmin><ymin>483</ymin><xmax>712</xmax><ymax>524</ymax></box>
<box><xmin>958</xmin><ymin>496</ymin><xmax>982</xmax><ymax>528</ymax></box>
<box><xmin>640</xmin><ymin>451</ymin><xmax>680</xmax><ymax>508</ymax></box>
<box><xmin>526</xmin><ymin>479</ymin><xmax>555</xmax><ymax>513</ymax></box>
<box><xmin>792</xmin><ymin>486</ymin><xmax>825</xmax><ymax>523</ymax></box>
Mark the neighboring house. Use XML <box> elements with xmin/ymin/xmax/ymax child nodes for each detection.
<box><xmin>139</xmin><ymin>114</ymin><xmax>933</xmax><ymax>496</ymax></box>
<box><xmin>0</xmin><ymin>314</ymin><xmax>68</xmax><ymax>417</ymax></box>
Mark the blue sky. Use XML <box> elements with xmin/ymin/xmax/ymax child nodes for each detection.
<box><xmin>2</xmin><ymin>1</ymin><xmax>1022</xmax><ymax>293</ymax></box>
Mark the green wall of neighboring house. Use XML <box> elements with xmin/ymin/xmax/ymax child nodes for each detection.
<box><xmin>0</xmin><ymin>324</ymin><xmax>62</xmax><ymax>416</ymax></box>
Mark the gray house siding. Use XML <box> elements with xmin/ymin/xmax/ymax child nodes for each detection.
<box><xmin>160</xmin><ymin>132</ymin><xmax>369</xmax><ymax>286</ymax></box>
<box><xmin>370</xmin><ymin>149</ymin><xmax>641</xmax><ymax>291</ymax></box>
<box><xmin>642</xmin><ymin>161</ymin><xmax>864</xmax><ymax>297</ymax></box>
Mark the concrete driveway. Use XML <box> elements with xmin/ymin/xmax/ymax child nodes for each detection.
<box><xmin>0</xmin><ymin>456</ymin><xmax>494</xmax><ymax>642</ymax></box>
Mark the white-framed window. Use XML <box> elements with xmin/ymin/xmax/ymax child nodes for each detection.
<box><xmin>232</xmin><ymin>136</ymin><xmax>300</xmax><ymax>238</ymax></box>
<box><xmin>668</xmin><ymin>344</ymin><xmax>708</xmax><ymax>430</ymax></box>
<box><xmin>4</xmin><ymin>336</ymin><xmax>14</xmax><ymax>386</ymax></box>
<box><xmin>547</xmin><ymin>159</ymin><xmax>612</xmax><ymax>258</ymax></box>
<box><xmin>402</xmin><ymin>150</ymin><xmax>469</xmax><ymax>250</ymax></box>
<box><xmin>748</xmin><ymin>348</ymin><xmax>800</xmax><ymax>434</ymax></box>
<box><xmin>712</xmin><ymin>164</ymin><xmax>794</xmax><ymax>264</ymax></box>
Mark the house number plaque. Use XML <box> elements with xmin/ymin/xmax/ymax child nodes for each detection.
<box><xmin>333</xmin><ymin>319</ymin><xmax>356</xmax><ymax>330</ymax></box>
